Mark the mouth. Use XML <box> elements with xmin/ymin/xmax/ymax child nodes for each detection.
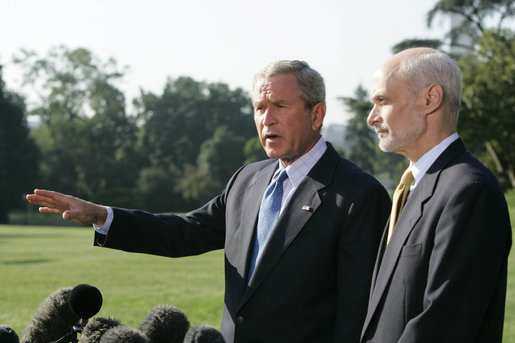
<box><xmin>264</xmin><ymin>133</ymin><xmax>281</xmax><ymax>142</ymax></box>
<box><xmin>374</xmin><ymin>126</ymin><xmax>388</xmax><ymax>135</ymax></box>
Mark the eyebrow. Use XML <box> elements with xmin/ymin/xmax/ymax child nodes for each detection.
<box><xmin>269</xmin><ymin>98</ymin><xmax>287</xmax><ymax>106</ymax></box>
<box><xmin>253</xmin><ymin>97</ymin><xmax>287</xmax><ymax>108</ymax></box>
<box><xmin>370</xmin><ymin>90</ymin><xmax>387</xmax><ymax>101</ymax></box>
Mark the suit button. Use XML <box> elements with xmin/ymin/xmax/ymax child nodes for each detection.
<box><xmin>236</xmin><ymin>315</ymin><xmax>245</xmax><ymax>325</ymax></box>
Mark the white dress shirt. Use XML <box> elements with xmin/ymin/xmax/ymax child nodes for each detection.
<box><xmin>410</xmin><ymin>133</ymin><xmax>459</xmax><ymax>190</ymax></box>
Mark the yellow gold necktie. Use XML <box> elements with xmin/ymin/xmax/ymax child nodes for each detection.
<box><xmin>387</xmin><ymin>168</ymin><xmax>414</xmax><ymax>245</ymax></box>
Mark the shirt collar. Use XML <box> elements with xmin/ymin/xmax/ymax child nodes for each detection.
<box><xmin>275</xmin><ymin>137</ymin><xmax>327</xmax><ymax>188</ymax></box>
<box><xmin>411</xmin><ymin>133</ymin><xmax>459</xmax><ymax>188</ymax></box>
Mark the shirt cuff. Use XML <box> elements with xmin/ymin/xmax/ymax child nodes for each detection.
<box><xmin>93</xmin><ymin>206</ymin><xmax>114</xmax><ymax>235</ymax></box>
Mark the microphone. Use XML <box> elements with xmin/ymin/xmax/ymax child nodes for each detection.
<box><xmin>68</xmin><ymin>284</ymin><xmax>103</xmax><ymax>321</ymax></box>
<box><xmin>98</xmin><ymin>326</ymin><xmax>148</xmax><ymax>343</ymax></box>
<box><xmin>183</xmin><ymin>325</ymin><xmax>226</xmax><ymax>343</ymax></box>
<box><xmin>21</xmin><ymin>288</ymin><xmax>80</xmax><ymax>343</ymax></box>
<box><xmin>78</xmin><ymin>317</ymin><xmax>121</xmax><ymax>343</ymax></box>
<box><xmin>0</xmin><ymin>324</ymin><xmax>19</xmax><ymax>343</ymax></box>
<box><xmin>137</xmin><ymin>305</ymin><xmax>190</xmax><ymax>343</ymax></box>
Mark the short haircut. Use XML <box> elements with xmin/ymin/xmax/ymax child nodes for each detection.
<box><xmin>397</xmin><ymin>48</ymin><xmax>462</xmax><ymax>123</ymax></box>
<box><xmin>253</xmin><ymin>60</ymin><xmax>326</xmax><ymax>109</ymax></box>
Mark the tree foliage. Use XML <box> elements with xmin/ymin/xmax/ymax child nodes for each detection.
<box><xmin>0</xmin><ymin>67</ymin><xmax>40</xmax><ymax>223</ymax></box>
<box><xmin>391</xmin><ymin>39</ymin><xmax>443</xmax><ymax>54</ymax></box>
<box><xmin>13</xmin><ymin>46</ymin><xmax>141</xmax><ymax>203</ymax></box>
<box><xmin>9</xmin><ymin>46</ymin><xmax>259</xmax><ymax>213</ymax></box>
<box><xmin>458</xmin><ymin>29</ymin><xmax>515</xmax><ymax>188</ymax></box>
<box><xmin>427</xmin><ymin>0</ymin><xmax>513</xmax><ymax>47</ymax></box>
<box><xmin>340</xmin><ymin>86</ymin><xmax>378</xmax><ymax>174</ymax></box>
<box><xmin>134</xmin><ymin>77</ymin><xmax>254</xmax><ymax>209</ymax></box>
<box><xmin>244</xmin><ymin>136</ymin><xmax>268</xmax><ymax>164</ymax></box>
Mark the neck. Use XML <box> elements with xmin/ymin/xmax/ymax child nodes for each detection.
<box><xmin>404</xmin><ymin>130</ymin><xmax>457</xmax><ymax>163</ymax></box>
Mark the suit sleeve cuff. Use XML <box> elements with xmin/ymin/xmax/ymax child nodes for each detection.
<box><xmin>93</xmin><ymin>206</ymin><xmax>114</xmax><ymax>235</ymax></box>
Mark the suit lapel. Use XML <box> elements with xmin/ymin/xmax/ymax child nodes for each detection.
<box><xmin>240</xmin><ymin>144</ymin><xmax>338</xmax><ymax>307</ymax></box>
<box><xmin>235</xmin><ymin>161</ymin><xmax>279</xmax><ymax>279</ymax></box>
<box><xmin>369</xmin><ymin>222</ymin><xmax>389</xmax><ymax>293</ymax></box>
<box><xmin>361</xmin><ymin>139</ymin><xmax>467</xmax><ymax>338</ymax></box>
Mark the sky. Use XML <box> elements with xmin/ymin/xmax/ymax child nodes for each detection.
<box><xmin>0</xmin><ymin>0</ymin><xmax>449</xmax><ymax>125</ymax></box>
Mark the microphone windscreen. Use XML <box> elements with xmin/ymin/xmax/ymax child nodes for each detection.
<box><xmin>68</xmin><ymin>284</ymin><xmax>103</xmax><ymax>319</ymax></box>
<box><xmin>137</xmin><ymin>305</ymin><xmax>190</xmax><ymax>343</ymax></box>
<box><xmin>21</xmin><ymin>287</ymin><xmax>80</xmax><ymax>343</ymax></box>
<box><xmin>183</xmin><ymin>325</ymin><xmax>226</xmax><ymax>343</ymax></box>
<box><xmin>78</xmin><ymin>317</ymin><xmax>121</xmax><ymax>343</ymax></box>
<box><xmin>99</xmin><ymin>326</ymin><xmax>148</xmax><ymax>343</ymax></box>
<box><xmin>0</xmin><ymin>324</ymin><xmax>19</xmax><ymax>343</ymax></box>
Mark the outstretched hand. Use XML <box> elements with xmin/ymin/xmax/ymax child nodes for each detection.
<box><xmin>26</xmin><ymin>189</ymin><xmax>107</xmax><ymax>226</ymax></box>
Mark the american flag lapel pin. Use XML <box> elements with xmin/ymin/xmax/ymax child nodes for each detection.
<box><xmin>302</xmin><ymin>205</ymin><xmax>312</xmax><ymax>212</ymax></box>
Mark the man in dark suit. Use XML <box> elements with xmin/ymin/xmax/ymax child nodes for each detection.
<box><xmin>27</xmin><ymin>60</ymin><xmax>391</xmax><ymax>342</ymax></box>
<box><xmin>361</xmin><ymin>47</ymin><xmax>512</xmax><ymax>342</ymax></box>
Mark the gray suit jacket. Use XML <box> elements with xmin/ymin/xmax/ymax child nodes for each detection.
<box><xmin>360</xmin><ymin>139</ymin><xmax>512</xmax><ymax>343</ymax></box>
<box><xmin>95</xmin><ymin>144</ymin><xmax>391</xmax><ymax>343</ymax></box>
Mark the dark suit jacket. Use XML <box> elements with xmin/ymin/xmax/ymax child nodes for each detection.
<box><xmin>360</xmin><ymin>139</ymin><xmax>512</xmax><ymax>343</ymax></box>
<box><xmin>95</xmin><ymin>144</ymin><xmax>391</xmax><ymax>343</ymax></box>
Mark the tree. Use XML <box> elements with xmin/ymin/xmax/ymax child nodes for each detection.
<box><xmin>135</xmin><ymin>77</ymin><xmax>254</xmax><ymax>210</ymax></box>
<box><xmin>244</xmin><ymin>136</ymin><xmax>268</xmax><ymax>164</ymax></box>
<box><xmin>391</xmin><ymin>39</ymin><xmax>443</xmax><ymax>54</ymax></box>
<box><xmin>197</xmin><ymin>126</ymin><xmax>247</xmax><ymax>187</ymax></box>
<box><xmin>136</xmin><ymin>77</ymin><xmax>253</xmax><ymax>171</ymax></box>
<box><xmin>393</xmin><ymin>0</ymin><xmax>513</xmax><ymax>54</ymax></box>
<box><xmin>174</xmin><ymin>165</ymin><xmax>222</xmax><ymax>207</ymax></box>
<box><xmin>13</xmin><ymin>46</ymin><xmax>140</xmax><ymax>203</ymax></box>
<box><xmin>458</xmin><ymin>29</ymin><xmax>515</xmax><ymax>188</ymax></box>
<box><xmin>0</xmin><ymin>66</ymin><xmax>40</xmax><ymax>223</ymax></box>
<box><xmin>427</xmin><ymin>0</ymin><xmax>513</xmax><ymax>48</ymax></box>
<box><xmin>340</xmin><ymin>86</ymin><xmax>378</xmax><ymax>174</ymax></box>
<box><xmin>136</xmin><ymin>165</ymin><xmax>187</xmax><ymax>212</ymax></box>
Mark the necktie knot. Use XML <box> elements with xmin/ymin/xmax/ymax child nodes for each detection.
<box><xmin>387</xmin><ymin>167</ymin><xmax>414</xmax><ymax>245</ymax></box>
<box><xmin>399</xmin><ymin>167</ymin><xmax>414</xmax><ymax>187</ymax></box>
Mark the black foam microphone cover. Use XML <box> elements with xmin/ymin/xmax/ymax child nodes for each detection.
<box><xmin>78</xmin><ymin>317</ymin><xmax>121</xmax><ymax>343</ymax></box>
<box><xmin>137</xmin><ymin>305</ymin><xmax>190</xmax><ymax>343</ymax></box>
<box><xmin>0</xmin><ymin>324</ymin><xmax>19</xmax><ymax>343</ymax></box>
<box><xmin>183</xmin><ymin>325</ymin><xmax>226</xmax><ymax>343</ymax></box>
<box><xmin>99</xmin><ymin>326</ymin><xmax>148</xmax><ymax>343</ymax></box>
<box><xmin>21</xmin><ymin>288</ymin><xmax>80</xmax><ymax>343</ymax></box>
<box><xmin>68</xmin><ymin>284</ymin><xmax>103</xmax><ymax>319</ymax></box>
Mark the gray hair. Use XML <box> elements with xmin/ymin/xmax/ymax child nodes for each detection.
<box><xmin>252</xmin><ymin>60</ymin><xmax>326</xmax><ymax>109</ymax></box>
<box><xmin>397</xmin><ymin>48</ymin><xmax>462</xmax><ymax>124</ymax></box>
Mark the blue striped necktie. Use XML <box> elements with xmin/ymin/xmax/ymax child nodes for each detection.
<box><xmin>248</xmin><ymin>169</ymin><xmax>289</xmax><ymax>279</ymax></box>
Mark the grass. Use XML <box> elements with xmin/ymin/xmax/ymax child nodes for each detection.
<box><xmin>1</xmin><ymin>189</ymin><xmax>514</xmax><ymax>340</ymax></box>
<box><xmin>504</xmin><ymin>189</ymin><xmax>515</xmax><ymax>342</ymax></box>
<box><xmin>0</xmin><ymin>225</ymin><xmax>225</xmax><ymax>336</ymax></box>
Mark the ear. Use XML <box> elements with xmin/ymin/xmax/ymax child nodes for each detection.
<box><xmin>311</xmin><ymin>102</ymin><xmax>326</xmax><ymax>131</ymax></box>
<box><xmin>423</xmin><ymin>83</ymin><xmax>443</xmax><ymax>115</ymax></box>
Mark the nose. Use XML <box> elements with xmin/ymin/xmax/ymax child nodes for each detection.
<box><xmin>262</xmin><ymin>108</ymin><xmax>276</xmax><ymax>126</ymax></box>
<box><xmin>367</xmin><ymin>105</ymin><xmax>381</xmax><ymax>127</ymax></box>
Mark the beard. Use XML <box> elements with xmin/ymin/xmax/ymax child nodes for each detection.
<box><xmin>377</xmin><ymin>114</ymin><xmax>425</xmax><ymax>153</ymax></box>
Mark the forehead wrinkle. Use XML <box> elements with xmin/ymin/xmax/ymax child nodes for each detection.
<box><xmin>253</xmin><ymin>80</ymin><xmax>286</xmax><ymax>107</ymax></box>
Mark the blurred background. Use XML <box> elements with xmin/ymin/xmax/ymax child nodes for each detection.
<box><xmin>0</xmin><ymin>0</ymin><xmax>514</xmax><ymax>339</ymax></box>
<box><xmin>0</xmin><ymin>0</ymin><xmax>513</xmax><ymax>222</ymax></box>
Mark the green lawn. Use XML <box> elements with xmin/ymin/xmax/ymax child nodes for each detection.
<box><xmin>0</xmin><ymin>225</ymin><xmax>225</xmax><ymax>336</ymax></box>
<box><xmin>1</xmin><ymin>190</ymin><xmax>514</xmax><ymax>340</ymax></box>
<box><xmin>504</xmin><ymin>189</ymin><xmax>515</xmax><ymax>342</ymax></box>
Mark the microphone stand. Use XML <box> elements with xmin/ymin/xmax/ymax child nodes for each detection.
<box><xmin>50</xmin><ymin>318</ymin><xmax>88</xmax><ymax>343</ymax></box>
